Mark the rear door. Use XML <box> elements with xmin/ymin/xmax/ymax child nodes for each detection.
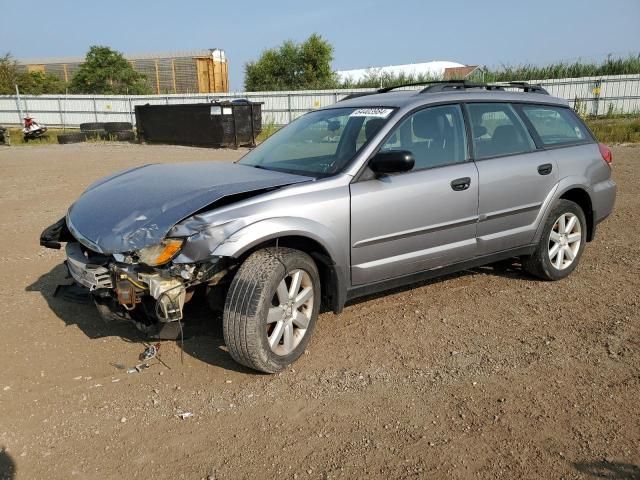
<box><xmin>467</xmin><ymin>102</ymin><xmax>558</xmax><ymax>255</ymax></box>
<box><xmin>350</xmin><ymin>104</ymin><xmax>479</xmax><ymax>285</ymax></box>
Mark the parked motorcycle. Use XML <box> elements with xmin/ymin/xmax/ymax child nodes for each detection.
<box><xmin>23</xmin><ymin>116</ymin><xmax>48</xmax><ymax>142</ymax></box>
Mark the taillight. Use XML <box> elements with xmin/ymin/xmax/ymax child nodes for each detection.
<box><xmin>598</xmin><ymin>143</ymin><xmax>613</xmax><ymax>167</ymax></box>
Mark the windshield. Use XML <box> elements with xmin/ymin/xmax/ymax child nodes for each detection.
<box><xmin>238</xmin><ymin>107</ymin><xmax>395</xmax><ymax>177</ymax></box>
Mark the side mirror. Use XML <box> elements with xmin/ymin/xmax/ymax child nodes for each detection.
<box><xmin>369</xmin><ymin>150</ymin><xmax>415</xmax><ymax>175</ymax></box>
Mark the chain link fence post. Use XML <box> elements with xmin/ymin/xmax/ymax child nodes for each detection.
<box><xmin>92</xmin><ymin>96</ymin><xmax>98</xmax><ymax>122</ymax></box>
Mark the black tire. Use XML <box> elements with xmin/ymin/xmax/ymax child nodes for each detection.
<box><xmin>83</xmin><ymin>129</ymin><xmax>108</xmax><ymax>140</ymax></box>
<box><xmin>110</xmin><ymin>130</ymin><xmax>135</xmax><ymax>142</ymax></box>
<box><xmin>80</xmin><ymin>122</ymin><xmax>105</xmax><ymax>132</ymax></box>
<box><xmin>57</xmin><ymin>132</ymin><xmax>88</xmax><ymax>144</ymax></box>
<box><xmin>104</xmin><ymin>122</ymin><xmax>133</xmax><ymax>133</ymax></box>
<box><xmin>523</xmin><ymin>199</ymin><xmax>587</xmax><ymax>281</ymax></box>
<box><xmin>223</xmin><ymin>247</ymin><xmax>321</xmax><ymax>373</ymax></box>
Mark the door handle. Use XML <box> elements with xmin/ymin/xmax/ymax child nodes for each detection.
<box><xmin>537</xmin><ymin>163</ymin><xmax>553</xmax><ymax>175</ymax></box>
<box><xmin>450</xmin><ymin>177</ymin><xmax>471</xmax><ymax>191</ymax></box>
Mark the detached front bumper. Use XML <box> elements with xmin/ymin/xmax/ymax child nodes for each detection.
<box><xmin>65</xmin><ymin>242</ymin><xmax>189</xmax><ymax>328</ymax></box>
<box><xmin>42</xmin><ymin>216</ymin><xmax>232</xmax><ymax>338</ymax></box>
<box><xmin>66</xmin><ymin>242</ymin><xmax>113</xmax><ymax>290</ymax></box>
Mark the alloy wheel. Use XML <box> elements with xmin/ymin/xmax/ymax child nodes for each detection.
<box><xmin>548</xmin><ymin>212</ymin><xmax>582</xmax><ymax>270</ymax></box>
<box><xmin>266</xmin><ymin>269</ymin><xmax>314</xmax><ymax>356</ymax></box>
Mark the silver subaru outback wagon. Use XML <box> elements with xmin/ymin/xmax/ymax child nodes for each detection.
<box><xmin>41</xmin><ymin>81</ymin><xmax>616</xmax><ymax>373</ymax></box>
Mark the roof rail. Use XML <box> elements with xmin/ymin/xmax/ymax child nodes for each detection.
<box><xmin>419</xmin><ymin>81</ymin><xmax>548</xmax><ymax>94</ymax></box>
<box><xmin>338</xmin><ymin>80</ymin><xmax>548</xmax><ymax>102</ymax></box>
<box><xmin>337</xmin><ymin>81</ymin><xmax>456</xmax><ymax>101</ymax></box>
<box><xmin>379</xmin><ymin>80</ymin><xmax>549</xmax><ymax>94</ymax></box>
<box><xmin>493</xmin><ymin>81</ymin><xmax>549</xmax><ymax>94</ymax></box>
<box><xmin>339</xmin><ymin>92</ymin><xmax>379</xmax><ymax>101</ymax></box>
<box><xmin>377</xmin><ymin>80</ymin><xmax>469</xmax><ymax>93</ymax></box>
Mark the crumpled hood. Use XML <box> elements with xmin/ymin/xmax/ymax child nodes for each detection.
<box><xmin>67</xmin><ymin>162</ymin><xmax>312</xmax><ymax>253</ymax></box>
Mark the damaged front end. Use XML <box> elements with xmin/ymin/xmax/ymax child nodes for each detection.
<box><xmin>39</xmin><ymin>162</ymin><xmax>313</xmax><ymax>339</ymax></box>
<box><xmin>41</xmin><ymin>217</ymin><xmax>232</xmax><ymax>339</ymax></box>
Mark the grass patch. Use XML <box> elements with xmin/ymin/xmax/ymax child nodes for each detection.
<box><xmin>256</xmin><ymin>122</ymin><xmax>280</xmax><ymax>143</ymax></box>
<box><xmin>3</xmin><ymin>128</ymin><xmax>136</xmax><ymax>146</ymax></box>
<box><xmin>486</xmin><ymin>54</ymin><xmax>640</xmax><ymax>82</ymax></box>
<box><xmin>586</xmin><ymin>116</ymin><xmax>640</xmax><ymax>144</ymax></box>
<box><xmin>5</xmin><ymin>127</ymin><xmax>72</xmax><ymax>146</ymax></box>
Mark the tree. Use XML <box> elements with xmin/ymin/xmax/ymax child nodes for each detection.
<box><xmin>21</xmin><ymin>71</ymin><xmax>66</xmax><ymax>94</ymax></box>
<box><xmin>245</xmin><ymin>34</ymin><xmax>337</xmax><ymax>91</ymax></box>
<box><xmin>0</xmin><ymin>53</ymin><xmax>65</xmax><ymax>94</ymax></box>
<box><xmin>69</xmin><ymin>46</ymin><xmax>151</xmax><ymax>94</ymax></box>
<box><xmin>0</xmin><ymin>54</ymin><xmax>23</xmax><ymax>94</ymax></box>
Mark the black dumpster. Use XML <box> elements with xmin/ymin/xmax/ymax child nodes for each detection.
<box><xmin>135</xmin><ymin>99</ymin><xmax>262</xmax><ymax>148</ymax></box>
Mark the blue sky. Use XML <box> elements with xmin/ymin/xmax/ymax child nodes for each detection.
<box><xmin>1</xmin><ymin>0</ymin><xmax>638</xmax><ymax>90</ymax></box>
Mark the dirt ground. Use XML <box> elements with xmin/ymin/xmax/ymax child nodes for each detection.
<box><xmin>0</xmin><ymin>143</ymin><xmax>638</xmax><ymax>480</ymax></box>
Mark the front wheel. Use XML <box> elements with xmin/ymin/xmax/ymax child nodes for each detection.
<box><xmin>223</xmin><ymin>247</ymin><xmax>320</xmax><ymax>373</ymax></box>
<box><xmin>523</xmin><ymin>199</ymin><xmax>587</xmax><ymax>280</ymax></box>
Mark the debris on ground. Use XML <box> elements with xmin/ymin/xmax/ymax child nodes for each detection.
<box><xmin>139</xmin><ymin>343</ymin><xmax>160</xmax><ymax>361</ymax></box>
<box><xmin>126</xmin><ymin>363</ymin><xmax>150</xmax><ymax>374</ymax></box>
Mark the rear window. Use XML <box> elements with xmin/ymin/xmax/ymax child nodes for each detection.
<box><xmin>467</xmin><ymin>103</ymin><xmax>536</xmax><ymax>159</ymax></box>
<box><xmin>521</xmin><ymin>105</ymin><xmax>591</xmax><ymax>146</ymax></box>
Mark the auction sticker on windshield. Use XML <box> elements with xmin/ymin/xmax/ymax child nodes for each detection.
<box><xmin>349</xmin><ymin>108</ymin><xmax>394</xmax><ymax>118</ymax></box>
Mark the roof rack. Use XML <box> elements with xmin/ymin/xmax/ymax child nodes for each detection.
<box><xmin>340</xmin><ymin>92</ymin><xmax>379</xmax><ymax>101</ymax></box>
<box><xmin>338</xmin><ymin>80</ymin><xmax>548</xmax><ymax>101</ymax></box>
<box><xmin>418</xmin><ymin>80</ymin><xmax>548</xmax><ymax>94</ymax></box>
<box><xmin>488</xmin><ymin>81</ymin><xmax>549</xmax><ymax>94</ymax></box>
<box><xmin>377</xmin><ymin>80</ymin><xmax>469</xmax><ymax>93</ymax></box>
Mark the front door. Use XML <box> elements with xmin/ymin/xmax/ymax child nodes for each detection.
<box><xmin>350</xmin><ymin>104</ymin><xmax>479</xmax><ymax>285</ymax></box>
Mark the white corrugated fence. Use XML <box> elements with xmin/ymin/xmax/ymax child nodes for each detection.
<box><xmin>0</xmin><ymin>75</ymin><xmax>638</xmax><ymax>127</ymax></box>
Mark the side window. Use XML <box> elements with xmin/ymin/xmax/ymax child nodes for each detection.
<box><xmin>379</xmin><ymin>104</ymin><xmax>467</xmax><ymax>170</ymax></box>
<box><xmin>467</xmin><ymin>103</ymin><xmax>536</xmax><ymax>159</ymax></box>
<box><xmin>355</xmin><ymin>117</ymin><xmax>386</xmax><ymax>150</ymax></box>
<box><xmin>521</xmin><ymin>105</ymin><xmax>591</xmax><ymax>146</ymax></box>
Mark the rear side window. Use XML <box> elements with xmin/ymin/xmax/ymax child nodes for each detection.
<box><xmin>521</xmin><ymin>105</ymin><xmax>591</xmax><ymax>146</ymax></box>
<box><xmin>467</xmin><ymin>103</ymin><xmax>536</xmax><ymax>159</ymax></box>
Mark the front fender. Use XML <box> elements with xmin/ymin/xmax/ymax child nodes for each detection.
<box><xmin>213</xmin><ymin>217</ymin><xmax>346</xmax><ymax>266</ymax></box>
<box><xmin>213</xmin><ymin>217</ymin><xmax>349</xmax><ymax>313</ymax></box>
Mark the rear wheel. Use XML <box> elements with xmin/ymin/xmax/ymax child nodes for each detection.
<box><xmin>223</xmin><ymin>247</ymin><xmax>320</xmax><ymax>373</ymax></box>
<box><xmin>523</xmin><ymin>199</ymin><xmax>587</xmax><ymax>280</ymax></box>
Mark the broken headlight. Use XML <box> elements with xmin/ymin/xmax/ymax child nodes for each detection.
<box><xmin>136</xmin><ymin>238</ymin><xmax>184</xmax><ymax>266</ymax></box>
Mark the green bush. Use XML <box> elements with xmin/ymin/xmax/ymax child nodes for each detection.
<box><xmin>586</xmin><ymin>117</ymin><xmax>640</xmax><ymax>144</ymax></box>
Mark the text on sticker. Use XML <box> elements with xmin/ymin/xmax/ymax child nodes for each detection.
<box><xmin>349</xmin><ymin>108</ymin><xmax>394</xmax><ymax>118</ymax></box>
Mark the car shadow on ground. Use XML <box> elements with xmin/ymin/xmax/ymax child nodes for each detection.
<box><xmin>27</xmin><ymin>259</ymin><xmax>532</xmax><ymax>374</ymax></box>
<box><xmin>573</xmin><ymin>461</ymin><xmax>640</xmax><ymax>479</ymax></box>
<box><xmin>25</xmin><ymin>263</ymin><xmax>253</xmax><ymax>374</ymax></box>
<box><xmin>0</xmin><ymin>448</ymin><xmax>15</xmax><ymax>480</ymax></box>
<box><xmin>344</xmin><ymin>258</ymin><xmax>533</xmax><ymax>307</ymax></box>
